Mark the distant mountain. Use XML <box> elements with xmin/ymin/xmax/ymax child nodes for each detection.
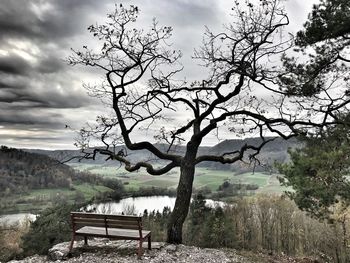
<box><xmin>24</xmin><ymin>137</ymin><xmax>300</xmax><ymax>173</ymax></box>
<box><xmin>201</xmin><ymin>137</ymin><xmax>300</xmax><ymax>173</ymax></box>
<box><xmin>27</xmin><ymin>144</ymin><xmax>210</xmax><ymax>165</ymax></box>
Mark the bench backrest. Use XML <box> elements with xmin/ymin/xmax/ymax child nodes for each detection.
<box><xmin>71</xmin><ymin>212</ymin><xmax>143</xmax><ymax>237</ymax></box>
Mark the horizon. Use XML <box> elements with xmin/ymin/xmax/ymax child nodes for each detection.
<box><xmin>2</xmin><ymin>135</ymin><xmax>292</xmax><ymax>151</ymax></box>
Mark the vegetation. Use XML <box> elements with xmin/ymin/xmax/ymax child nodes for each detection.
<box><xmin>21</xmin><ymin>203</ymin><xmax>80</xmax><ymax>256</ymax></box>
<box><xmin>0</xmin><ymin>146</ymin><xmax>120</xmax><ymax>195</ymax></box>
<box><xmin>72</xmin><ymin>163</ymin><xmax>288</xmax><ymax>195</ymax></box>
<box><xmin>0</xmin><ymin>146</ymin><xmax>76</xmax><ymax>196</ymax></box>
<box><xmin>278</xmin><ymin>116</ymin><xmax>350</xmax><ymax>219</ymax></box>
<box><xmin>2</xmin><ymin>194</ymin><xmax>349</xmax><ymax>263</ymax></box>
<box><xmin>67</xmin><ymin>0</ymin><xmax>350</xmax><ymax>243</ymax></box>
<box><xmin>295</xmin><ymin>0</ymin><xmax>349</xmax><ymax>66</ymax></box>
<box><xmin>143</xmin><ymin>194</ymin><xmax>350</xmax><ymax>263</ymax></box>
<box><xmin>129</xmin><ymin>186</ymin><xmax>177</xmax><ymax>198</ymax></box>
<box><xmin>0</xmin><ymin>203</ymin><xmax>78</xmax><ymax>261</ymax></box>
<box><xmin>277</xmin><ymin>0</ymin><xmax>350</xmax><ymax>219</ymax></box>
<box><xmin>0</xmin><ymin>146</ymin><xmax>125</xmax><ymax>214</ymax></box>
<box><xmin>0</xmin><ymin>220</ymin><xmax>30</xmax><ymax>262</ymax></box>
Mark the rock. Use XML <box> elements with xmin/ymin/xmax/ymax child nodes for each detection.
<box><xmin>151</xmin><ymin>242</ymin><xmax>165</xmax><ymax>249</ymax></box>
<box><xmin>8</xmin><ymin>255</ymin><xmax>46</xmax><ymax>263</ymax></box>
<box><xmin>165</xmin><ymin>244</ymin><xmax>177</xmax><ymax>252</ymax></box>
<box><xmin>47</xmin><ymin>242</ymin><xmax>71</xmax><ymax>261</ymax></box>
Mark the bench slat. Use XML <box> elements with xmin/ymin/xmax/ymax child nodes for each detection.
<box><xmin>74</xmin><ymin>222</ymin><xmax>140</xmax><ymax>230</ymax></box>
<box><xmin>74</xmin><ymin>222</ymin><xmax>106</xmax><ymax>228</ymax></box>
<box><xmin>73</xmin><ymin>218</ymin><xmax>105</xmax><ymax>223</ymax></box>
<box><xmin>106</xmin><ymin>219</ymin><xmax>140</xmax><ymax>225</ymax></box>
<box><xmin>106</xmin><ymin>223</ymin><xmax>140</xmax><ymax>230</ymax></box>
<box><xmin>73</xmin><ymin>219</ymin><xmax>140</xmax><ymax>228</ymax></box>
<box><xmin>71</xmin><ymin>212</ymin><xmax>141</xmax><ymax>221</ymax></box>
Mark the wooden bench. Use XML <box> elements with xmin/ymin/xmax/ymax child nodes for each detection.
<box><xmin>68</xmin><ymin>212</ymin><xmax>151</xmax><ymax>258</ymax></box>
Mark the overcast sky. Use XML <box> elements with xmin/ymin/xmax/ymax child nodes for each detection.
<box><xmin>0</xmin><ymin>0</ymin><xmax>318</xmax><ymax>150</ymax></box>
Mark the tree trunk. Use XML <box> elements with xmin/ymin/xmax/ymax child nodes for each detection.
<box><xmin>167</xmin><ymin>142</ymin><xmax>198</xmax><ymax>243</ymax></box>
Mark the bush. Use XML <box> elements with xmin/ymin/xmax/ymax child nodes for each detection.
<box><xmin>21</xmin><ymin>203</ymin><xmax>81</xmax><ymax>256</ymax></box>
<box><xmin>130</xmin><ymin>187</ymin><xmax>177</xmax><ymax>197</ymax></box>
<box><xmin>0</xmin><ymin>220</ymin><xmax>30</xmax><ymax>262</ymax></box>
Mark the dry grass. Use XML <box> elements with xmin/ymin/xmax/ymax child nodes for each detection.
<box><xmin>0</xmin><ymin>219</ymin><xmax>31</xmax><ymax>261</ymax></box>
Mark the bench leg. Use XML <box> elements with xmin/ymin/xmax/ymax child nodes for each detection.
<box><xmin>148</xmin><ymin>235</ymin><xmax>151</xmax><ymax>250</ymax></box>
<box><xmin>137</xmin><ymin>240</ymin><xmax>143</xmax><ymax>259</ymax></box>
<box><xmin>84</xmin><ymin>236</ymin><xmax>88</xmax><ymax>246</ymax></box>
<box><xmin>68</xmin><ymin>233</ymin><xmax>75</xmax><ymax>253</ymax></box>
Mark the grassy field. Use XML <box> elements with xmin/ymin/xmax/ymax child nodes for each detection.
<box><xmin>70</xmin><ymin>163</ymin><xmax>289</xmax><ymax>193</ymax></box>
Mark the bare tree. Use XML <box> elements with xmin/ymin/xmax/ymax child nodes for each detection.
<box><xmin>67</xmin><ymin>0</ymin><xmax>350</xmax><ymax>243</ymax></box>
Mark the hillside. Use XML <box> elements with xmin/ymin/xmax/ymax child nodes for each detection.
<box><xmin>27</xmin><ymin>137</ymin><xmax>300</xmax><ymax>173</ymax></box>
<box><xmin>0</xmin><ymin>146</ymin><xmax>78</xmax><ymax>196</ymax></box>
<box><xmin>201</xmin><ymin>137</ymin><xmax>300</xmax><ymax>172</ymax></box>
<box><xmin>0</xmin><ymin>146</ymin><xmax>124</xmax><ymax>213</ymax></box>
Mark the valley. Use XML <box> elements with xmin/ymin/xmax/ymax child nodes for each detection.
<box><xmin>71</xmin><ymin>163</ymin><xmax>288</xmax><ymax>194</ymax></box>
<box><xmin>0</xmin><ymin>138</ymin><xmax>295</xmax><ymax>215</ymax></box>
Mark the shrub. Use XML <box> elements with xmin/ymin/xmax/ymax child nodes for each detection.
<box><xmin>21</xmin><ymin>203</ymin><xmax>81</xmax><ymax>256</ymax></box>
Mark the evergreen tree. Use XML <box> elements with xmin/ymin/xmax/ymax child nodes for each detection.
<box><xmin>279</xmin><ymin>115</ymin><xmax>350</xmax><ymax>218</ymax></box>
<box><xmin>278</xmin><ymin>0</ymin><xmax>350</xmax><ymax>219</ymax></box>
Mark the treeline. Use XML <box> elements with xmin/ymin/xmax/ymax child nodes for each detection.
<box><xmin>143</xmin><ymin>194</ymin><xmax>350</xmax><ymax>263</ymax></box>
<box><xmin>0</xmin><ymin>146</ymin><xmax>123</xmax><ymax>197</ymax></box>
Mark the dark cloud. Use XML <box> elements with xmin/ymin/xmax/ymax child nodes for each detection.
<box><xmin>0</xmin><ymin>110</ymin><xmax>64</xmax><ymax>128</ymax></box>
<box><xmin>0</xmin><ymin>53</ymin><xmax>32</xmax><ymax>75</ymax></box>
<box><xmin>0</xmin><ymin>80</ymin><xmax>19</xmax><ymax>89</ymax></box>
<box><xmin>2</xmin><ymin>136</ymin><xmax>63</xmax><ymax>141</ymax></box>
<box><xmin>36</xmin><ymin>56</ymin><xmax>65</xmax><ymax>74</ymax></box>
<box><xmin>0</xmin><ymin>84</ymin><xmax>92</xmax><ymax>109</ymax></box>
<box><xmin>0</xmin><ymin>1</ymin><xmax>41</xmax><ymax>40</ymax></box>
<box><xmin>0</xmin><ymin>0</ymin><xmax>107</xmax><ymax>43</ymax></box>
<box><xmin>0</xmin><ymin>51</ymin><xmax>64</xmax><ymax>76</ymax></box>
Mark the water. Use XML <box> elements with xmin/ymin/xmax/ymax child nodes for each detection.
<box><xmin>1</xmin><ymin>196</ymin><xmax>226</xmax><ymax>224</ymax></box>
<box><xmin>89</xmin><ymin>195</ymin><xmax>226</xmax><ymax>215</ymax></box>
<box><xmin>0</xmin><ymin>213</ymin><xmax>36</xmax><ymax>225</ymax></box>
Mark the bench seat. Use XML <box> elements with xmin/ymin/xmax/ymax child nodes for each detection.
<box><xmin>76</xmin><ymin>226</ymin><xmax>151</xmax><ymax>240</ymax></box>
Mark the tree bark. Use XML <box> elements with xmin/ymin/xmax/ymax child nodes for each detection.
<box><xmin>167</xmin><ymin>141</ymin><xmax>198</xmax><ymax>243</ymax></box>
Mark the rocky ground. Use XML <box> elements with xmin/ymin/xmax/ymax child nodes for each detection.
<box><xmin>7</xmin><ymin>239</ymin><xmax>318</xmax><ymax>263</ymax></box>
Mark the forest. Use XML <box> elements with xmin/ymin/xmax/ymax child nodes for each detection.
<box><xmin>0</xmin><ymin>146</ymin><xmax>126</xmax><ymax>214</ymax></box>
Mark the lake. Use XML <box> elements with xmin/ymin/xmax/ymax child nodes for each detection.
<box><xmin>0</xmin><ymin>213</ymin><xmax>36</xmax><ymax>225</ymax></box>
<box><xmin>89</xmin><ymin>195</ymin><xmax>226</xmax><ymax>215</ymax></box>
<box><xmin>1</xmin><ymin>196</ymin><xmax>225</xmax><ymax>224</ymax></box>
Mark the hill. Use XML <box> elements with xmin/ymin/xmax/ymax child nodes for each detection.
<box><xmin>0</xmin><ymin>146</ymin><xmax>120</xmax><ymax>202</ymax></box>
<box><xmin>0</xmin><ymin>146</ymin><xmax>78</xmax><ymax>196</ymax></box>
<box><xmin>201</xmin><ymin>137</ymin><xmax>300</xmax><ymax>173</ymax></box>
<box><xmin>26</xmin><ymin>137</ymin><xmax>300</xmax><ymax>173</ymax></box>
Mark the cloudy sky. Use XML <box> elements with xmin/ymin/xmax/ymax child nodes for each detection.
<box><xmin>0</xmin><ymin>0</ymin><xmax>318</xmax><ymax>150</ymax></box>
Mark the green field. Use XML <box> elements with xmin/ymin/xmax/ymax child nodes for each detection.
<box><xmin>70</xmin><ymin>163</ymin><xmax>289</xmax><ymax>193</ymax></box>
